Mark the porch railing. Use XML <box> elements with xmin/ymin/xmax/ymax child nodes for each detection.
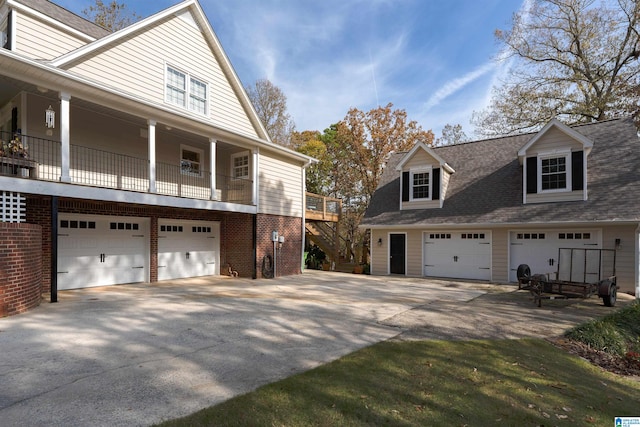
<box><xmin>306</xmin><ymin>192</ymin><xmax>341</xmax><ymax>222</ymax></box>
<box><xmin>0</xmin><ymin>131</ymin><xmax>253</xmax><ymax>204</ymax></box>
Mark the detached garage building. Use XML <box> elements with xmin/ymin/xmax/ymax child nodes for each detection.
<box><xmin>362</xmin><ymin>118</ymin><xmax>640</xmax><ymax>297</ymax></box>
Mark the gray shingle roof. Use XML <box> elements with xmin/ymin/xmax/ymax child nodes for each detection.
<box><xmin>14</xmin><ymin>0</ymin><xmax>111</xmax><ymax>39</ymax></box>
<box><xmin>363</xmin><ymin>118</ymin><xmax>640</xmax><ymax>227</ymax></box>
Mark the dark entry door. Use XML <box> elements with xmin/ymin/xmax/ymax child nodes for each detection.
<box><xmin>389</xmin><ymin>233</ymin><xmax>406</xmax><ymax>274</ymax></box>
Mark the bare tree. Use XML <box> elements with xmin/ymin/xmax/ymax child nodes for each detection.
<box><xmin>473</xmin><ymin>0</ymin><xmax>640</xmax><ymax>136</ymax></box>
<box><xmin>436</xmin><ymin>123</ymin><xmax>469</xmax><ymax>146</ymax></box>
<box><xmin>82</xmin><ymin>0</ymin><xmax>141</xmax><ymax>32</ymax></box>
<box><xmin>246</xmin><ymin>79</ymin><xmax>296</xmax><ymax>147</ymax></box>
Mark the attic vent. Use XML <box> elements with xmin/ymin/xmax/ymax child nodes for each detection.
<box><xmin>0</xmin><ymin>192</ymin><xmax>26</xmax><ymax>223</ymax></box>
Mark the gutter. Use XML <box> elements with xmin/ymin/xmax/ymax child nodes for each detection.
<box><xmin>636</xmin><ymin>223</ymin><xmax>640</xmax><ymax>299</ymax></box>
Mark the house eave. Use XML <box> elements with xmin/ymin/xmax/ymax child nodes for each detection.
<box><xmin>0</xmin><ymin>50</ymin><xmax>313</xmax><ymax>165</ymax></box>
<box><xmin>360</xmin><ymin>219</ymin><xmax>640</xmax><ymax>230</ymax></box>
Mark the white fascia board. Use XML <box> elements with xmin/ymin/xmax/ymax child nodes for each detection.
<box><xmin>518</xmin><ymin>119</ymin><xmax>594</xmax><ymax>160</ymax></box>
<box><xmin>7</xmin><ymin>0</ymin><xmax>97</xmax><ymax>43</ymax></box>
<box><xmin>189</xmin><ymin>0</ymin><xmax>272</xmax><ymax>143</ymax></box>
<box><xmin>51</xmin><ymin>0</ymin><xmax>195</xmax><ymax>67</ymax></box>
<box><xmin>395</xmin><ymin>141</ymin><xmax>455</xmax><ymax>173</ymax></box>
<box><xmin>0</xmin><ymin>176</ymin><xmax>258</xmax><ymax>214</ymax></box>
<box><xmin>1</xmin><ymin>50</ymin><xmax>313</xmax><ymax>165</ymax></box>
<box><xmin>360</xmin><ymin>219</ymin><xmax>640</xmax><ymax>230</ymax></box>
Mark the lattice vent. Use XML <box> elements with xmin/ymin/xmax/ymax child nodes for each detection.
<box><xmin>0</xmin><ymin>192</ymin><xmax>26</xmax><ymax>223</ymax></box>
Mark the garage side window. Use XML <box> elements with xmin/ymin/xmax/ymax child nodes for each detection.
<box><xmin>410</xmin><ymin>168</ymin><xmax>431</xmax><ymax>200</ymax></box>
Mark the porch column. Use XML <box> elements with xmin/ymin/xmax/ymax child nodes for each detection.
<box><xmin>59</xmin><ymin>92</ymin><xmax>71</xmax><ymax>183</ymax></box>
<box><xmin>148</xmin><ymin>120</ymin><xmax>157</xmax><ymax>193</ymax></box>
<box><xmin>252</xmin><ymin>148</ymin><xmax>259</xmax><ymax>207</ymax></box>
<box><xmin>210</xmin><ymin>138</ymin><xmax>217</xmax><ymax>200</ymax></box>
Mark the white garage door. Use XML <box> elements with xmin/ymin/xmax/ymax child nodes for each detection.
<box><xmin>423</xmin><ymin>231</ymin><xmax>491</xmax><ymax>280</ymax></box>
<box><xmin>58</xmin><ymin>215</ymin><xmax>148</xmax><ymax>290</ymax></box>
<box><xmin>509</xmin><ymin>229</ymin><xmax>601</xmax><ymax>282</ymax></box>
<box><xmin>157</xmin><ymin>220</ymin><xmax>220</xmax><ymax>281</ymax></box>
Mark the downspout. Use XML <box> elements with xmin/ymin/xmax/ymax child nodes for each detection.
<box><xmin>50</xmin><ymin>196</ymin><xmax>58</xmax><ymax>303</ymax></box>
<box><xmin>301</xmin><ymin>163</ymin><xmax>309</xmax><ymax>273</ymax></box>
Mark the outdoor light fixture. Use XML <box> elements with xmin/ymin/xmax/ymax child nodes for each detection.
<box><xmin>615</xmin><ymin>238</ymin><xmax>621</xmax><ymax>249</ymax></box>
<box><xmin>45</xmin><ymin>105</ymin><xmax>55</xmax><ymax>129</ymax></box>
<box><xmin>377</xmin><ymin>237</ymin><xmax>383</xmax><ymax>246</ymax></box>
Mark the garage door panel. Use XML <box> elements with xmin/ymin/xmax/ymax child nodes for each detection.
<box><xmin>509</xmin><ymin>229</ymin><xmax>600</xmax><ymax>282</ymax></box>
<box><xmin>424</xmin><ymin>231</ymin><xmax>491</xmax><ymax>281</ymax></box>
<box><xmin>58</xmin><ymin>215</ymin><xmax>148</xmax><ymax>290</ymax></box>
<box><xmin>158</xmin><ymin>220</ymin><xmax>219</xmax><ymax>281</ymax></box>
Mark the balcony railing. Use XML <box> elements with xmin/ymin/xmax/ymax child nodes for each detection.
<box><xmin>306</xmin><ymin>192</ymin><xmax>341</xmax><ymax>222</ymax></box>
<box><xmin>0</xmin><ymin>131</ymin><xmax>253</xmax><ymax>205</ymax></box>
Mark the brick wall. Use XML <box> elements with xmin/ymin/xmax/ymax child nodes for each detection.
<box><xmin>25</xmin><ymin>196</ymin><xmax>303</xmax><ymax>289</ymax></box>
<box><xmin>0</xmin><ymin>223</ymin><xmax>43</xmax><ymax>317</ymax></box>
<box><xmin>256</xmin><ymin>213</ymin><xmax>303</xmax><ymax>278</ymax></box>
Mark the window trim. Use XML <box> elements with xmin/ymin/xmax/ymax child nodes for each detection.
<box><xmin>180</xmin><ymin>144</ymin><xmax>204</xmax><ymax>177</ymax></box>
<box><xmin>409</xmin><ymin>166</ymin><xmax>432</xmax><ymax>201</ymax></box>
<box><xmin>537</xmin><ymin>151</ymin><xmax>572</xmax><ymax>194</ymax></box>
<box><xmin>165</xmin><ymin>63</ymin><xmax>209</xmax><ymax>116</ymax></box>
<box><xmin>231</xmin><ymin>151</ymin><xmax>250</xmax><ymax>180</ymax></box>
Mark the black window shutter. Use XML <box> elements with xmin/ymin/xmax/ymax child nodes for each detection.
<box><xmin>526</xmin><ymin>157</ymin><xmax>537</xmax><ymax>194</ymax></box>
<box><xmin>4</xmin><ymin>11</ymin><xmax>11</xmax><ymax>50</ymax></box>
<box><xmin>402</xmin><ymin>171</ymin><xmax>409</xmax><ymax>202</ymax></box>
<box><xmin>432</xmin><ymin>168</ymin><xmax>440</xmax><ymax>200</ymax></box>
<box><xmin>571</xmin><ymin>151</ymin><xmax>584</xmax><ymax>191</ymax></box>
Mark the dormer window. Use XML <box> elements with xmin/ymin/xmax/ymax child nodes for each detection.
<box><xmin>411</xmin><ymin>168</ymin><xmax>431</xmax><ymax>200</ymax></box>
<box><xmin>540</xmin><ymin>154</ymin><xmax>570</xmax><ymax>192</ymax></box>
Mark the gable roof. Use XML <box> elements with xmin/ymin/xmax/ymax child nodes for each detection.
<box><xmin>11</xmin><ymin>0</ymin><xmax>110</xmax><ymax>40</ymax></box>
<box><xmin>363</xmin><ymin>118</ymin><xmax>640</xmax><ymax>228</ymax></box>
<box><xmin>395</xmin><ymin>141</ymin><xmax>455</xmax><ymax>173</ymax></box>
<box><xmin>517</xmin><ymin>118</ymin><xmax>594</xmax><ymax>161</ymax></box>
<box><xmin>48</xmin><ymin>0</ymin><xmax>271</xmax><ymax>143</ymax></box>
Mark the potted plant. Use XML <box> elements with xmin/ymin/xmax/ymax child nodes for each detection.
<box><xmin>0</xmin><ymin>135</ymin><xmax>29</xmax><ymax>158</ymax></box>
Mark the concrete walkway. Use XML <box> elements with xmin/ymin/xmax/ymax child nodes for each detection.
<box><xmin>0</xmin><ymin>272</ymin><xmax>633</xmax><ymax>426</ymax></box>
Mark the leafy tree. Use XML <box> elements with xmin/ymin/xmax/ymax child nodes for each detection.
<box><xmin>246</xmin><ymin>79</ymin><xmax>296</xmax><ymax>147</ymax></box>
<box><xmin>334</xmin><ymin>103</ymin><xmax>434</xmax><ymax>261</ymax></box>
<box><xmin>82</xmin><ymin>0</ymin><xmax>141</xmax><ymax>32</ymax></box>
<box><xmin>340</xmin><ymin>103</ymin><xmax>434</xmax><ymax>206</ymax></box>
<box><xmin>473</xmin><ymin>0</ymin><xmax>640</xmax><ymax>136</ymax></box>
<box><xmin>291</xmin><ymin>130</ymin><xmax>330</xmax><ymax>194</ymax></box>
<box><xmin>436</xmin><ymin>123</ymin><xmax>469</xmax><ymax>146</ymax></box>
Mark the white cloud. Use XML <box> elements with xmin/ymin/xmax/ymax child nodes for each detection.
<box><xmin>423</xmin><ymin>61</ymin><xmax>496</xmax><ymax>111</ymax></box>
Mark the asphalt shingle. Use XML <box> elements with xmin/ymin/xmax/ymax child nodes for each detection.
<box><xmin>363</xmin><ymin>118</ymin><xmax>640</xmax><ymax>226</ymax></box>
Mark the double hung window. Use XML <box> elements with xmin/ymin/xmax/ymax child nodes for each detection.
<box><xmin>166</xmin><ymin>65</ymin><xmax>208</xmax><ymax>115</ymax></box>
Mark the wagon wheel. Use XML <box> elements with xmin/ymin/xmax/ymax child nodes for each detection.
<box><xmin>516</xmin><ymin>264</ymin><xmax>531</xmax><ymax>289</ymax></box>
<box><xmin>600</xmin><ymin>280</ymin><xmax>617</xmax><ymax>307</ymax></box>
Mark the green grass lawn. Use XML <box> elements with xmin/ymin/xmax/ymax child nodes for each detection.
<box><xmin>156</xmin><ymin>338</ymin><xmax>640</xmax><ymax>426</ymax></box>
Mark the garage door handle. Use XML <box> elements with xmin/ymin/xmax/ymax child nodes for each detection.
<box><xmin>132</xmin><ymin>266</ymin><xmax>144</xmax><ymax>269</ymax></box>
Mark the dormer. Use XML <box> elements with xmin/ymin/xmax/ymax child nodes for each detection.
<box><xmin>518</xmin><ymin>119</ymin><xmax>593</xmax><ymax>204</ymax></box>
<box><xmin>395</xmin><ymin>142</ymin><xmax>455</xmax><ymax>210</ymax></box>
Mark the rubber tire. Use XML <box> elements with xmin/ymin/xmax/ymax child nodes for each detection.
<box><xmin>516</xmin><ymin>264</ymin><xmax>531</xmax><ymax>281</ymax></box>
<box><xmin>603</xmin><ymin>283</ymin><xmax>617</xmax><ymax>307</ymax></box>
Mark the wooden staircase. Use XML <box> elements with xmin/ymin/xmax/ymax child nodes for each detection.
<box><xmin>305</xmin><ymin>192</ymin><xmax>341</xmax><ymax>266</ymax></box>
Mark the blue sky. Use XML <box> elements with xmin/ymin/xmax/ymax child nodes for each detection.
<box><xmin>54</xmin><ymin>0</ymin><xmax>528</xmax><ymax>139</ymax></box>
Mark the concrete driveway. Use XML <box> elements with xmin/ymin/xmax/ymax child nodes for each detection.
<box><xmin>0</xmin><ymin>272</ymin><xmax>633</xmax><ymax>426</ymax></box>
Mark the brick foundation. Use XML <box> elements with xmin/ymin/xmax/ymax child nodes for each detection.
<box><xmin>0</xmin><ymin>223</ymin><xmax>43</xmax><ymax>317</ymax></box>
<box><xmin>256</xmin><ymin>213</ymin><xmax>303</xmax><ymax>278</ymax></box>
